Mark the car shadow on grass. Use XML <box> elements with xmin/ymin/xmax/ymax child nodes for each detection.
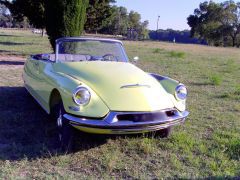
<box><xmin>0</xmin><ymin>42</ymin><xmax>33</xmax><ymax>46</ymax></box>
<box><xmin>0</xmin><ymin>86</ymin><xmax>108</xmax><ymax>160</ymax></box>
<box><xmin>0</xmin><ymin>50</ymin><xmax>24</xmax><ymax>56</ymax></box>
<box><xmin>0</xmin><ymin>60</ymin><xmax>25</xmax><ymax>65</ymax></box>
<box><xmin>0</xmin><ymin>34</ymin><xmax>20</xmax><ymax>37</ymax></box>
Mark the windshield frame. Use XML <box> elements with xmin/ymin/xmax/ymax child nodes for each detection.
<box><xmin>55</xmin><ymin>37</ymin><xmax>129</xmax><ymax>63</ymax></box>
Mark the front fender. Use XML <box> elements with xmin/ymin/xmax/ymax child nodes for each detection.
<box><xmin>49</xmin><ymin>71</ymin><xmax>109</xmax><ymax>118</ymax></box>
<box><xmin>149</xmin><ymin>73</ymin><xmax>186</xmax><ymax>112</ymax></box>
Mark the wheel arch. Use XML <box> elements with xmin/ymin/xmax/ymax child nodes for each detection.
<box><xmin>49</xmin><ymin>88</ymin><xmax>62</xmax><ymax>112</ymax></box>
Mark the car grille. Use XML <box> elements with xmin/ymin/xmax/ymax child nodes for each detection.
<box><xmin>116</xmin><ymin>109</ymin><xmax>177</xmax><ymax>122</ymax></box>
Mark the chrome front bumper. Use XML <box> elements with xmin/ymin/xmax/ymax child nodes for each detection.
<box><xmin>64</xmin><ymin>109</ymin><xmax>189</xmax><ymax>134</ymax></box>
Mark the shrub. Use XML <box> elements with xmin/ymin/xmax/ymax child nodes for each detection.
<box><xmin>153</xmin><ymin>48</ymin><xmax>164</xmax><ymax>53</ymax></box>
<box><xmin>209</xmin><ymin>74</ymin><xmax>223</xmax><ymax>86</ymax></box>
<box><xmin>169</xmin><ymin>51</ymin><xmax>186</xmax><ymax>58</ymax></box>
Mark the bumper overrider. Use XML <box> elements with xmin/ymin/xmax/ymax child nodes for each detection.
<box><xmin>64</xmin><ymin>108</ymin><xmax>189</xmax><ymax>134</ymax></box>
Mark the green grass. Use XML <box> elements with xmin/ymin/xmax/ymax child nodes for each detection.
<box><xmin>234</xmin><ymin>86</ymin><xmax>240</xmax><ymax>96</ymax></box>
<box><xmin>0</xmin><ymin>29</ymin><xmax>239</xmax><ymax>179</ymax></box>
<box><xmin>152</xmin><ymin>48</ymin><xmax>165</xmax><ymax>53</ymax></box>
<box><xmin>168</xmin><ymin>50</ymin><xmax>186</xmax><ymax>58</ymax></box>
<box><xmin>0</xmin><ymin>29</ymin><xmax>52</xmax><ymax>56</ymax></box>
<box><xmin>152</xmin><ymin>48</ymin><xmax>186</xmax><ymax>59</ymax></box>
<box><xmin>219</xmin><ymin>85</ymin><xmax>240</xmax><ymax>100</ymax></box>
<box><xmin>208</xmin><ymin>74</ymin><xmax>223</xmax><ymax>86</ymax></box>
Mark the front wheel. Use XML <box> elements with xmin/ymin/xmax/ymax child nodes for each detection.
<box><xmin>55</xmin><ymin>102</ymin><xmax>75</xmax><ymax>152</ymax></box>
<box><xmin>154</xmin><ymin>127</ymin><xmax>172</xmax><ymax>138</ymax></box>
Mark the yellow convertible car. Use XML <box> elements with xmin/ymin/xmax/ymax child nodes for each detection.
<box><xmin>23</xmin><ymin>37</ymin><xmax>189</xmax><ymax>150</ymax></box>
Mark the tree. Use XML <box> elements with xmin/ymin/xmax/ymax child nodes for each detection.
<box><xmin>187</xmin><ymin>1</ymin><xmax>223</xmax><ymax>45</ymax></box>
<box><xmin>45</xmin><ymin>0</ymin><xmax>89</xmax><ymax>50</ymax></box>
<box><xmin>0</xmin><ymin>0</ymin><xmax>45</xmax><ymax>35</ymax></box>
<box><xmin>27</xmin><ymin>0</ymin><xmax>45</xmax><ymax>30</ymax></box>
<box><xmin>127</xmin><ymin>11</ymin><xmax>141</xmax><ymax>40</ymax></box>
<box><xmin>139</xmin><ymin>20</ymin><xmax>149</xmax><ymax>40</ymax></box>
<box><xmin>1</xmin><ymin>0</ymin><xmax>149</xmax><ymax>43</ymax></box>
<box><xmin>0</xmin><ymin>4</ymin><xmax>11</xmax><ymax>27</ymax></box>
<box><xmin>0</xmin><ymin>3</ymin><xmax>9</xmax><ymax>15</ymax></box>
<box><xmin>115</xmin><ymin>6</ymin><xmax>129</xmax><ymax>35</ymax></box>
<box><xmin>114</xmin><ymin>6</ymin><xmax>129</xmax><ymax>35</ymax></box>
<box><xmin>100</xmin><ymin>6</ymin><xmax>129</xmax><ymax>35</ymax></box>
<box><xmin>85</xmin><ymin>0</ymin><xmax>115</xmax><ymax>33</ymax></box>
<box><xmin>187</xmin><ymin>1</ymin><xmax>240</xmax><ymax>47</ymax></box>
<box><xmin>2</xmin><ymin>0</ymin><xmax>114</xmax><ymax>35</ymax></box>
<box><xmin>100</xmin><ymin>7</ymin><xmax>149</xmax><ymax>40</ymax></box>
<box><xmin>220</xmin><ymin>1</ymin><xmax>240</xmax><ymax>47</ymax></box>
<box><xmin>128</xmin><ymin>10</ymin><xmax>141</xmax><ymax>29</ymax></box>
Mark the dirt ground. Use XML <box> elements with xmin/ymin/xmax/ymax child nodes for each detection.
<box><xmin>0</xmin><ymin>55</ymin><xmax>25</xmax><ymax>62</ymax></box>
<box><xmin>0</xmin><ymin>55</ymin><xmax>25</xmax><ymax>69</ymax></box>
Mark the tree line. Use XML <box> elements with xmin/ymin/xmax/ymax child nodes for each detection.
<box><xmin>2</xmin><ymin>0</ymin><xmax>239</xmax><ymax>48</ymax></box>
<box><xmin>187</xmin><ymin>0</ymin><xmax>240</xmax><ymax>47</ymax></box>
<box><xmin>149</xmin><ymin>29</ymin><xmax>207</xmax><ymax>45</ymax></box>
<box><xmin>150</xmin><ymin>1</ymin><xmax>240</xmax><ymax>46</ymax></box>
<box><xmin>0</xmin><ymin>0</ymin><xmax>149</xmax><ymax>40</ymax></box>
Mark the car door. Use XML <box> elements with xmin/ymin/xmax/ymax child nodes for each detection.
<box><xmin>26</xmin><ymin>57</ymin><xmax>50</xmax><ymax>109</ymax></box>
<box><xmin>24</xmin><ymin>57</ymin><xmax>41</xmax><ymax>98</ymax></box>
<box><xmin>35</xmin><ymin>59</ymin><xmax>54</xmax><ymax>109</ymax></box>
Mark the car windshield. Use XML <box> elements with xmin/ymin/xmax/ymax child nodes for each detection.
<box><xmin>56</xmin><ymin>39</ymin><xmax>129</xmax><ymax>62</ymax></box>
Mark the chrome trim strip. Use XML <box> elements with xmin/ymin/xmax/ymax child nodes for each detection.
<box><xmin>73</xmin><ymin>119</ymin><xmax>185</xmax><ymax>134</ymax></box>
<box><xmin>120</xmin><ymin>84</ymin><xmax>151</xmax><ymax>89</ymax></box>
<box><xmin>55</xmin><ymin>41</ymin><xmax>59</xmax><ymax>63</ymax></box>
<box><xmin>63</xmin><ymin>109</ymin><xmax>189</xmax><ymax>133</ymax></box>
<box><xmin>56</xmin><ymin>37</ymin><xmax>123</xmax><ymax>45</ymax></box>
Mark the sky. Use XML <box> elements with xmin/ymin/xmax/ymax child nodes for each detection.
<box><xmin>115</xmin><ymin>0</ymin><xmax>225</xmax><ymax>30</ymax></box>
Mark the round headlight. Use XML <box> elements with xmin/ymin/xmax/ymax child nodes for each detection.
<box><xmin>175</xmin><ymin>84</ymin><xmax>188</xmax><ymax>100</ymax></box>
<box><xmin>73</xmin><ymin>86</ymin><xmax>91</xmax><ymax>106</ymax></box>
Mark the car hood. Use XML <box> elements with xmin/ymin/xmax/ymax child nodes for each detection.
<box><xmin>53</xmin><ymin>61</ymin><xmax>174</xmax><ymax>112</ymax></box>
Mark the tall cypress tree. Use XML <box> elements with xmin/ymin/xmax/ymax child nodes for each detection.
<box><xmin>45</xmin><ymin>0</ymin><xmax>89</xmax><ymax>50</ymax></box>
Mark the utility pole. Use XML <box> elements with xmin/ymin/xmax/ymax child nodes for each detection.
<box><xmin>157</xmin><ymin>16</ymin><xmax>160</xmax><ymax>31</ymax></box>
<box><xmin>157</xmin><ymin>16</ymin><xmax>160</xmax><ymax>41</ymax></box>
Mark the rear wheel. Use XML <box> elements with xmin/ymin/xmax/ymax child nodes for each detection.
<box><xmin>54</xmin><ymin>102</ymin><xmax>75</xmax><ymax>152</ymax></box>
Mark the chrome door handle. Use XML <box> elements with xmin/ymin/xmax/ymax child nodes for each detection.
<box><xmin>33</xmin><ymin>62</ymin><xmax>40</xmax><ymax>73</ymax></box>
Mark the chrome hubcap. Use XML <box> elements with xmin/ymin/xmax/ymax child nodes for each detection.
<box><xmin>57</xmin><ymin>109</ymin><xmax>63</xmax><ymax>127</ymax></box>
<box><xmin>57</xmin><ymin>109</ymin><xmax>63</xmax><ymax>141</ymax></box>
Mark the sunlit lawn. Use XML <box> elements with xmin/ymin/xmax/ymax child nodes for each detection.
<box><xmin>0</xmin><ymin>29</ymin><xmax>239</xmax><ymax>179</ymax></box>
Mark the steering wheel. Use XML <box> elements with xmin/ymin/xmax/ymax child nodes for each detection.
<box><xmin>102</xmin><ymin>54</ymin><xmax>117</xmax><ymax>61</ymax></box>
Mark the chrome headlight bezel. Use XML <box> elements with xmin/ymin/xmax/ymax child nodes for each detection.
<box><xmin>175</xmin><ymin>84</ymin><xmax>188</xmax><ymax>101</ymax></box>
<box><xmin>73</xmin><ymin>86</ymin><xmax>91</xmax><ymax>106</ymax></box>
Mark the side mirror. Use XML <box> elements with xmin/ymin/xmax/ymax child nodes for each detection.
<box><xmin>132</xmin><ymin>56</ymin><xmax>139</xmax><ymax>64</ymax></box>
<box><xmin>41</xmin><ymin>54</ymin><xmax>50</xmax><ymax>60</ymax></box>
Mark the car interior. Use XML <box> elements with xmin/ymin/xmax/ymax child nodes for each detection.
<box><xmin>31</xmin><ymin>53</ymin><xmax>120</xmax><ymax>62</ymax></box>
<box><xmin>31</xmin><ymin>54</ymin><xmax>92</xmax><ymax>62</ymax></box>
